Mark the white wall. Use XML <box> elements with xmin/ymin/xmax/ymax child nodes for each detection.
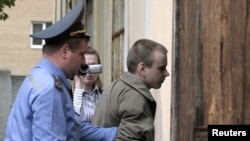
<box><xmin>128</xmin><ymin>1</ymin><xmax>173</xmax><ymax>140</ymax></box>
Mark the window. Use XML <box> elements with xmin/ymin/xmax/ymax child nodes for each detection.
<box><xmin>30</xmin><ymin>21</ymin><xmax>52</xmax><ymax>49</ymax></box>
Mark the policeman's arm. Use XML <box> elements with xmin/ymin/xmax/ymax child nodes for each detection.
<box><xmin>80</xmin><ymin>121</ymin><xmax>117</xmax><ymax>141</ymax></box>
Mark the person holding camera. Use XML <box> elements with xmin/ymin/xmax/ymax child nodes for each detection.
<box><xmin>4</xmin><ymin>2</ymin><xmax>116</xmax><ymax>141</ymax></box>
<box><xmin>72</xmin><ymin>46</ymin><xmax>103</xmax><ymax>122</ymax></box>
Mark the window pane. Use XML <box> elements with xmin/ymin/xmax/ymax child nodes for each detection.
<box><xmin>33</xmin><ymin>23</ymin><xmax>43</xmax><ymax>33</ymax></box>
<box><xmin>46</xmin><ymin>22</ymin><xmax>52</xmax><ymax>28</ymax></box>
<box><xmin>33</xmin><ymin>38</ymin><xmax>42</xmax><ymax>45</ymax></box>
<box><xmin>31</xmin><ymin>21</ymin><xmax>52</xmax><ymax>48</ymax></box>
<box><xmin>32</xmin><ymin>23</ymin><xmax>43</xmax><ymax>45</ymax></box>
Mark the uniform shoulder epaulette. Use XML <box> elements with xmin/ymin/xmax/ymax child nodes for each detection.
<box><xmin>53</xmin><ymin>75</ymin><xmax>63</xmax><ymax>91</ymax></box>
<box><xmin>27</xmin><ymin>74</ymin><xmax>41</xmax><ymax>91</ymax></box>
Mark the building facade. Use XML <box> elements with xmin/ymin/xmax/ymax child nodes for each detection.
<box><xmin>0</xmin><ymin>0</ymin><xmax>53</xmax><ymax>139</ymax></box>
<box><xmin>0</xmin><ymin>0</ymin><xmax>173</xmax><ymax>140</ymax></box>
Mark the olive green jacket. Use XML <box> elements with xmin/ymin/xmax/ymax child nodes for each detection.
<box><xmin>92</xmin><ymin>72</ymin><xmax>156</xmax><ymax>141</ymax></box>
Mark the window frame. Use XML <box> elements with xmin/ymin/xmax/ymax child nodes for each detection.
<box><xmin>30</xmin><ymin>21</ymin><xmax>52</xmax><ymax>49</ymax></box>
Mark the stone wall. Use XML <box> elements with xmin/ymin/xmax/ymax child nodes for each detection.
<box><xmin>0</xmin><ymin>71</ymin><xmax>11</xmax><ymax>139</ymax></box>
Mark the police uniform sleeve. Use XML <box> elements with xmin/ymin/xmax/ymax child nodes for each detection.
<box><xmin>80</xmin><ymin>121</ymin><xmax>117</xmax><ymax>141</ymax></box>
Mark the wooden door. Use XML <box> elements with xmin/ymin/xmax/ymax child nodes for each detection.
<box><xmin>172</xmin><ymin>0</ymin><xmax>250</xmax><ymax>141</ymax></box>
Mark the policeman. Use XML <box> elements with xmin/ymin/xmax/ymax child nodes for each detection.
<box><xmin>4</xmin><ymin>1</ymin><xmax>117</xmax><ymax>141</ymax></box>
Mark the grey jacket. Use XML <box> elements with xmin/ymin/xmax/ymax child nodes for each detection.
<box><xmin>92</xmin><ymin>72</ymin><xmax>156</xmax><ymax>141</ymax></box>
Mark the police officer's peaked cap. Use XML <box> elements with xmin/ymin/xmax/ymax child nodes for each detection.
<box><xmin>30</xmin><ymin>1</ymin><xmax>90</xmax><ymax>44</ymax></box>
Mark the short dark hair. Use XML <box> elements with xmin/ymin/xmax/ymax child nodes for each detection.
<box><xmin>127</xmin><ymin>39</ymin><xmax>168</xmax><ymax>73</ymax></box>
<box><xmin>42</xmin><ymin>38</ymin><xmax>88</xmax><ymax>54</ymax></box>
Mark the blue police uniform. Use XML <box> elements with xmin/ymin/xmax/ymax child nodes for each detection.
<box><xmin>5</xmin><ymin>58</ymin><xmax>116</xmax><ymax>141</ymax></box>
<box><xmin>4</xmin><ymin>1</ymin><xmax>117</xmax><ymax>140</ymax></box>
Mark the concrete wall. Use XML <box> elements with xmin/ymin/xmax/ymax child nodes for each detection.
<box><xmin>149</xmin><ymin>1</ymin><xmax>173</xmax><ymax>140</ymax></box>
<box><xmin>0</xmin><ymin>71</ymin><xmax>11</xmax><ymax>139</ymax></box>
<box><xmin>128</xmin><ymin>1</ymin><xmax>173</xmax><ymax>140</ymax></box>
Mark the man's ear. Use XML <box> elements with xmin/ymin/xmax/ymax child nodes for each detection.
<box><xmin>137</xmin><ymin>62</ymin><xmax>146</xmax><ymax>76</ymax></box>
<box><xmin>60</xmin><ymin>44</ymin><xmax>70</xmax><ymax>58</ymax></box>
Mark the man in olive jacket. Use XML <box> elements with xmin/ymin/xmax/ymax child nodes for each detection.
<box><xmin>92</xmin><ymin>39</ymin><xmax>169</xmax><ymax>141</ymax></box>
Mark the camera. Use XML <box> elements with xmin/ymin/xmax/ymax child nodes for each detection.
<box><xmin>78</xmin><ymin>64</ymin><xmax>102</xmax><ymax>75</ymax></box>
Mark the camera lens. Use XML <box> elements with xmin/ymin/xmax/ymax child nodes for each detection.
<box><xmin>79</xmin><ymin>64</ymin><xmax>89</xmax><ymax>75</ymax></box>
